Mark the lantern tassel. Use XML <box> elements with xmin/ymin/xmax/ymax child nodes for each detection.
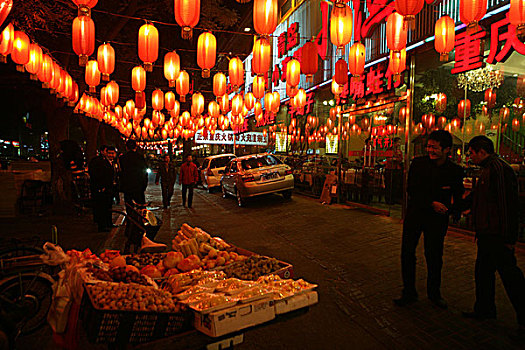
<box><xmin>16</xmin><ymin>65</ymin><xmax>25</xmax><ymax>73</ymax></box>
<box><xmin>144</xmin><ymin>63</ymin><xmax>153</xmax><ymax>72</ymax></box>
<box><xmin>0</xmin><ymin>55</ymin><xmax>6</xmax><ymax>63</ymax></box>
<box><xmin>518</xmin><ymin>25</ymin><xmax>525</xmax><ymax>41</ymax></box>
<box><xmin>169</xmin><ymin>81</ymin><xmax>175</xmax><ymax>88</ymax></box>
<box><xmin>182</xmin><ymin>27</ymin><xmax>193</xmax><ymax>40</ymax></box>
<box><xmin>102</xmin><ymin>73</ymin><xmax>110</xmax><ymax>82</ymax></box>
<box><xmin>440</xmin><ymin>53</ymin><xmax>449</xmax><ymax>62</ymax></box>
<box><xmin>180</xmin><ymin>95</ymin><xmax>186</xmax><ymax>103</ymax></box>
<box><xmin>466</xmin><ymin>22</ymin><xmax>479</xmax><ymax>34</ymax></box>
<box><xmin>202</xmin><ymin>69</ymin><xmax>210</xmax><ymax>78</ymax></box>
<box><xmin>79</xmin><ymin>55</ymin><xmax>88</xmax><ymax>67</ymax></box>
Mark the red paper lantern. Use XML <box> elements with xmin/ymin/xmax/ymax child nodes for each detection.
<box><xmin>510</xmin><ymin>0</ymin><xmax>525</xmax><ymax>36</ymax></box>
<box><xmin>208</xmin><ymin>101</ymin><xmax>220</xmax><ymax>118</ymax></box>
<box><xmin>286</xmin><ymin>84</ymin><xmax>298</xmax><ymax>98</ymax></box>
<box><xmin>174</xmin><ymin>0</ymin><xmax>200</xmax><ymax>40</ymax></box>
<box><xmin>272</xmin><ymin>91</ymin><xmax>280</xmax><ymax>113</ymax></box>
<box><xmin>0</xmin><ymin>0</ymin><xmax>12</xmax><ymax>29</ymax></box>
<box><xmin>232</xmin><ymin>94</ymin><xmax>244</xmax><ymax>116</ymax></box>
<box><xmin>253</xmin><ymin>0</ymin><xmax>278</xmax><ymax>36</ymax></box>
<box><xmin>152</xmin><ymin>89</ymin><xmax>164</xmax><ymax>111</ymax></box>
<box><xmin>229</xmin><ymin>57</ymin><xmax>244</xmax><ymax>88</ymax></box>
<box><xmin>106</xmin><ymin>81</ymin><xmax>119</xmax><ymax>106</ymax></box>
<box><xmin>348</xmin><ymin>42</ymin><xmax>365</xmax><ymax>79</ymax></box>
<box><xmin>398</xmin><ymin>106</ymin><xmax>407</xmax><ymax>123</ymax></box>
<box><xmin>192</xmin><ymin>92</ymin><xmax>205</xmax><ymax>116</ymax></box>
<box><xmin>131</xmin><ymin>66</ymin><xmax>146</xmax><ymax>93</ymax></box>
<box><xmin>330</xmin><ymin>2</ymin><xmax>353</xmax><ymax>54</ymax></box>
<box><xmin>436</xmin><ymin>93</ymin><xmax>447</xmax><ymax>114</ymax></box>
<box><xmin>460</xmin><ymin>0</ymin><xmax>487</xmax><ymax>32</ymax></box>
<box><xmin>434</xmin><ymin>15</ymin><xmax>455</xmax><ymax>61</ymax></box>
<box><xmin>97</xmin><ymin>43</ymin><xmax>115</xmax><ymax>81</ymax></box>
<box><xmin>331</xmin><ymin>79</ymin><xmax>343</xmax><ymax>96</ymax></box>
<box><xmin>244</xmin><ymin>92</ymin><xmax>255</xmax><ymax>110</ymax></box>
<box><xmin>100</xmin><ymin>86</ymin><xmax>109</xmax><ymax>107</ymax></box>
<box><xmin>253</xmin><ymin>75</ymin><xmax>265</xmax><ymax>99</ymax></box>
<box><xmin>165</xmin><ymin>91</ymin><xmax>176</xmax><ymax>111</ymax></box>
<box><xmin>138</xmin><ymin>23</ymin><xmax>158</xmax><ymax>72</ymax></box>
<box><xmin>500</xmin><ymin>107</ymin><xmax>510</xmax><ymax>122</ymax></box>
<box><xmin>512</xmin><ymin>118</ymin><xmax>520</xmax><ymax>131</ymax></box>
<box><xmin>458</xmin><ymin>99</ymin><xmax>471</xmax><ymax>117</ymax></box>
<box><xmin>395</xmin><ymin>0</ymin><xmax>424</xmax><ymax>28</ymax></box>
<box><xmin>72</xmin><ymin>16</ymin><xmax>95</xmax><ymax>66</ymax></box>
<box><xmin>38</xmin><ymin>54</ymin><xmax>53</xmax><ymax>86</ymax></box>
<box><xmin>11</xmin><ymin>31</ymin><xmax>30</xmax><ymax>69</ymax></box>
<box><xmin>301</xmin><ymin>40</ymin><xmax>318</xmax><ymax>82</ymax></box>
<box><xmin>176</xmin><ymin>70</ymin><xmax>190</xmax><ymax>102</ymax></box>
<box><xmin>25</xmin><ymin>43</ymin><xmax>42</xmax><ymax>79</ymax></box>
<box><xmin>197</xmin><ymin>32</ymin><xmax>216</xmax><ymax>78</ymax></box>
<box><xmin>295</xmin><ymin>89</ymin><xmax>306</xmax><ymax>109</ymax></box>
<box><xmin>484</xmin><ymin>88</ymin><xmax>496</xmax><ymax>109</ymax></box>
<box><xmin>438</xmin><ymin>116</ymin><xmax>447</xmax><ymax>129</ymax></box>
<box><xmin>218</xmin><ymin>94</ymin><xmax>230</xmax><ymax>113</ymax></box>
<box><xmin>0</xmin><ymin>23</ymin><xmax>14</xmax><ymax>61</ymax></box>
<box><xmin>388</xmin><ymin>49</ymin><xmax>406</xmax><ymax>77</ymax></box>
<box><xmin>85</xmin><ymin>60</ymin><xmax>100</xmax><ymax>93</ymax></box>
<box><xmin>49</xmin><ymin>62</ymin><xmax>61</xmax><ymax>92</ymax></box>
<box><xmin>386</xmin><ymin>12</ymin><xmax>407</xmax><ymax>52</ymax></box>
<box><xmin>286</xmin><ymin>58</ymin><xmax>301</xmax><ymax>87</ymax></box>
<box><xmin>213</xmin><ymin>72</ymin><xmax>226</xmax><ymax>98</ymax></box>
<box><xmin>252</xmin><ymin>37</ymin><xmax>271</xmax><ymax>76</ymax></box>
<box><xmin>164</xmin><ymin>51</ymin><xmax>180</xmax><ymax>87</ymax></box>
<box><xmin>334</xmin><ymin>58</ymin><xmax>349</xmax><ymax>86</ymax></box>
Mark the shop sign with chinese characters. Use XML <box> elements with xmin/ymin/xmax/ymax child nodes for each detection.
<box><xmin>194</xmin><ymin>130</ymin><xmax>268</xmax><ymax>146</ymax></box>
<box><xmin>285</xmin><ymin>91</ymin><xmax>316</xmax><ymax>118</ymax></box>
<box><xmin>346</xmin><ymin>63</ymin><xmax>405</xmax><ymax>101</ymax></box>
<box><xmin>326</xmin><ymin>135</ymin><xmax>338</xmax><ymax>154</ymax></box>
<box><xmin>275</xmin><ymin>132</ymin><xmax>288</xmax><ymax>152</ymax></box>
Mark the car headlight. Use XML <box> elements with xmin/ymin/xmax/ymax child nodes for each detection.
<box><xmin>146</xmin><ymin>168</ymin><xmax>152</xmax><ymax>174</ymax></box>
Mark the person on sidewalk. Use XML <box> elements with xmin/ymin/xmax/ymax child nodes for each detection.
<box><xmin>155</xmin><ymin>154</ymin><xmax>176</xmax><ymax>209</ymax></box>
<box><xmin>462</xmin><ymin>136</ymin><xmax>524</xmax><ymax>335</ymax></box>
<box><xmin>88</xmin><ymin>145</ymin><xmax>115</xmax><ymax>232</ymax></box>
<box><xmin>394</xmin><ymin>130</ymin><xmax>465</xmax><ymax>309</ymax></box>
<box><xmin>119</xmin><ymin>140</ymin><xmax>148</xmax><ymax>207</ymax></box>
<box><xmin>180</xmin><ymin>154</ymin><xmax>198</xmax><ymax>208</ymax></box>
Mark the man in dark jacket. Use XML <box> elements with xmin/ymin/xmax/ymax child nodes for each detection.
<box><xmin>155</xmin><ymin>154</ymin><xmax>176</xmax><ymax>209</ymax></box>
<box><xmin>180</xmin><ymin>155</ymin><xmax>199</xmax><ymax>208</ymax></box>
<box><xmin>89</xmin><ymin>146</ymin><xmax>115</xmax><ymax>232</ymax></box>
<box><xmin>394</xmin><ymin>130</ymin><xmax>464</xmax><ymax>309</ymax></box>
<box><xmin>119</xmin><ymin>140</ymin><xmax>148</xmax><ymax>206</ymax></box>
<box><xmin>462</xmin><ymin>136</ymin><xmax>524</xmax><ymax>333</ymax></box>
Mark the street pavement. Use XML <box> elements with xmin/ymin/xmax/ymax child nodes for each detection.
<box><xmin>5</xmin><ymin>182</ymin><xmax>525</xmax><ymax>349</ymax></box>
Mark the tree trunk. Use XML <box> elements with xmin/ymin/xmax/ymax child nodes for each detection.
<box><xmin>79</xmin><ymin>116</ymin><xmax>100</xmax><ymax>162</ymax></box>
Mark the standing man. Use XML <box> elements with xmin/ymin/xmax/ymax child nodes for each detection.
<box><xmin>180</xmin><ymin>154</ymin><xmax>198</xmax><ymax>208</ymax></box>
<box><xmin>462</xmin><ymin>136</ymin><xmax>524</xmax><ymax>333</ymax></box>
<box><xmin>119</xmin><ymin>140</ymin><xmax>148</xmax><ymax>206</ymax></box>
<box><xmin>155</xmin><ymin>154</ymin><xmax>176</xmax><ymax>209</ymax></box>
<box><xmin>394</xmin><ymin>130</ymin><xmax>464</xmax><ymax>309</ymax></box>
<box><xmin>106</xmin><ymin>146</ymin><xmax>120</xmax><ymax>204</ymax></box>
<box><xmin>88</xmin><ymin>145</ymin><xmax>115</xmax><ymax>232</ymax></box>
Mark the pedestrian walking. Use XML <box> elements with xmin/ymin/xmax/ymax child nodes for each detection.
<box><xmin>119</xmin><ymin>140</ymin><xmax>148</xmax><ymax>206</ymax></box>
<box><xmin>106</xmin><ymin>146</ymin><xmax>120</xmax><ymax>204</ymax></box>
<box><xmin>462</xmin><ymin>136</ymin><xmax>524</xmax><ymax>337</ymax></box>
<box><xmin>88</xmin><ymin>145</ymin><xmax>115</xmax><ymax>232</ymax></box>
<box><xmin>394</xmin><ymin>130</ymin><xmax>465</xmax><ymax>309</ymax></box>
<box><xmin>180</xmin><ymin>154</ymin><xmax>198</xmax><ymax>208</ymax></box>
<box><xmin>155</xmin><ymin>154</ymin><xmax>176</xmax><ymax>209</ymax></box>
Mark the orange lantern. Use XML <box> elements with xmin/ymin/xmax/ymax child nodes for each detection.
<box><xmin>49</xmin><ymin>62</ymin><xmax>61</xmax><ymax>92</ymax></box>
<box><xmin>395</xmin><ymin>0</ymin><xmax>424</xmax><ymax>29</ymax></box>
<box><xmin>386</xmin><ymin>12</ymin><xmax>407</xmax><ymax>52</ymax></box>
<box><xmin>295</xmin><ymin>89</ymin><xmax>306</xmax><ymax>109</ymax></box>
<box><xmin>218</xmin><ymin>94</ymin><xmax>230</xmax><ymax>113</ymax></box>
<box><xmin>25</xmin><ymin>43</ymin><xmax>42</xmax><ymax>79</ymax></box>
<box><xmin>264</xmin><ymin>92</ymin><xmax>274</xmax><ymax>113</ymax></box>
<box><xmin>208</xmin><ymin>101</ymin><xmax>220</xmax><ymax>118</ymax></box>
<box><xmin>272</xmin><ymin>91</ymin><xmax>280</xmax><ymax>113</ymax></box>
<box><xmin>399</xmin><ymin>106</ymin><xmax>407</xmax><ymax>123</ymax></box>
<box><xmin>176</xmin><ymin>70</ymin><xmax>190</xmax><ymax>102</ymax></box>
<box><xmin>97</xmin><ymin>43</ymin><xmax>114</xmax><ymax>81</ymax></box>
<box><xmin>0</xmin><ymin>23</ymin><xmax>14</xmax><ymax>61</ymax></box>
<box><xmin>330</xmin><ymin>2</ymin><xmax>353</xmax><ymax>54</ymax></box>
<box><xmin>152</xmin><ymin>89</ymin><xmax>164</xmax><ymax>111</ymax></box>
<box><xmin>138</xmin><ymin>23</ymin><xmax>158</xmax><ymax>72</ymax></box>
<box><xmin>244</xmin><ymin>92</ymin><xmax>255</xmax><ymax>110</ymax></box>
<box><xmin>164</xmin><ymin>51</ymin><xmax>180</xmax><ymax>87</ymax></box>
<box><xmin>38</xmin><ymin>54</ymin><xmax>53</xmax><ymax>86</ymax></box>
<box><xmin>0</xmin><ymin>0</ymin><xmax>12</xmax><ymax>28</ymax></box>
<box><xmin>64</xmin><ymin>73</ymin><xmax>73</xmax><ymax>100</ymax></box>
<box><xmin>436</xmin><ymin>93</ymin><xmax>447</xmax><ymax>114</ymax></box>
<box><xmin>253</xmin><ymin>75</ymin><xmax>265</xmax><ymax>99</ymax></box>
<box><xmin>460</xmin><ymin>0</ymin><xmax>487</xmax><ymax>32</ymax></box>
<box><xmin>229</xmin><ymin>57</ymin><xmax>244</xmax><ymax>88</ymax></box>
<box><xmin>434</xmin><ymin>15</ymin><xmax>455</xmax><ymax>61</ymax></box>
<box><xmin>252</xmin><ymin>37</ymin><xmax>271</xmax><ymax>76</ymax></box>
<box><xmin>72</xmin><ymin>16</ymin><xmax>95</xmax><ymax>66</ymax></box>
<box><xmin>85</xmin><ymin>60</ymin><xmax>100</xmax><ymax>93</ymax></box>
<box><xmin>512</xmin><ymin>118</ymin><xmax>520</xmax><ymax>131</ymax></box>
<box><xmin>286</xmin><ymin>83</ymin><xmax>298</xmax><ymax>98</ymax></box>
<box><xmin>458</xmin><ymin>99</ymin><xmax>471</xmax><ymax>117</ymax></box>
<box><xmin>510</xmin><ymin>0</ymin><xmax>525</xmax><ymax>36</ymax></box>
<box><xmin>100</xmin><ymin>86</ymin><xmax>109</xmax><ymax>107</ymax></box>
<box><xmin>254</xmin><ymin>101</ymin><xmax>262</xmax><ymax>117</ymax></box>
<box><xmin>132</xmin><ymin>65</ymin><xmax>146</xmax><ymax>101</ymax></box>
<box><xmin>388</xmin><ymin>49</ymin><xmax>406</xmax><ymax>78</ymax></box>
<box><xmin>438</xmin><ymin>116</ymin><xmax>447</xmax><ymax>129</ymax></box>
<box><xmin>70</xmin><ymin>82</ymin><xmax>80</xmax><ymax>105</ymax></box>
<box><xmin>165</xmin><ymin>91</ymin><xmax>176</xmax><ymax>111</ymax></box>
<box><xmin>106</xmin><ymin>80</ymin><xmax>119</xmax><ymax>106</ymax></box>
<box><xmin>11</xmin><ymin>31</ymin><xmax>30</xmax><ymax>69</ymax></box>
<box><xmin>232</xmin><ymin>94</ymin><xmax>244</xmax><ymax>116</ymax></box>
<box><xmin>213</xmin><ymin>72</ymin><xmax>227</xmax><ymax>97</ymax></box>
<box><xmin>174</xmin><ymin>0</ymin><xmax>200</xmax><ymax>39</ymax></box>
<box><xmin>331</xmin><ymin>79</ymin><xmax>342</xmax><ymax>96</ymax></box>
<box><xmin>485</xmin><ymin>88</ymin><xmax>496</xmax><ymax>109</ymax></box>
<box><xmin>197</xmin><ymin>32</ymin><xmax>216</xmax><ymax>78</ymax></box>
<box><xmin>192</xmin><ymin>92</ymin><xmax>205</xmax><ymax>115</ymax></box>
<box><xmin>301</xmin><ymin>40</ymin><xmax>318</xmax><ymax>82</ymax></box>
<box><xmin>286</xmin><ymin>58</ymin><xmax>301</xmax><ymax>87</ymax></box>
<box><xmin>500</xmin><ymin>107</ymin><xmax>510</xmax><ymax>122</ymax></box>
<box><xmin>334</xmin><ymin>58</ymin><xmax>348</xmax><ymax>86</ymax></box>
<box><xmin>348</xmin><ymin>42</ymin><xmax>365</xmax><ymax>79</ymax></box>
<box><xmin>253</xmin><ymin>0</ymin><xmax>278</xmax><ymax>36</ymax></box>
<box><xmin>135</xmin><ymin>91</ymin><xmax>146</xmax><ymax>110</ymax></box>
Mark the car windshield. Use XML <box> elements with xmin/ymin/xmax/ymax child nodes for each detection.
<box><xmin>240</xmin><ymin>155</ymin><xmax>280</xmax><ymax>170</ymax></box>
<box><xmin>210</xmin><ymin>156</ymin><xmax>234</xmax><ymax>169</ymax></box>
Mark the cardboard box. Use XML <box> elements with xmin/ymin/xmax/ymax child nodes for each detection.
<box><xmin>274</xmin><ymin>291</ymin><xmax>318</xmax><ymax>315</ymax></box>
<box><xmin>194</xmin><ymin>298</ymin><xmax>275</xmax><ymax>337</ymax></box>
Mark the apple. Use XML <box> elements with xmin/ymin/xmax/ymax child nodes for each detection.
<box><xmin>140</xmin><ymin>265</ymin><xmax>162</xmax><ymax>279</ymax></box>
<box><xmin>163</xmin><ymin>251</ymin><xmax>184</xmax><ymax>269</ymax></box>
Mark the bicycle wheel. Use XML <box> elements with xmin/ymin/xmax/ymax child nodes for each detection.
<box><xmin>0</xmin><ymin>274</ymin><xmax>53</xmax><ymax>335</ymax></box>
<box><xmin>0</xmin><ymin>247</ymin><xmax>43</xmax><ymax>260</ymax></box>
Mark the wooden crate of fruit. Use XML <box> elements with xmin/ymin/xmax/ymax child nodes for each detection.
<box><xmin>81</xmin><ymin>282</ymin><xmax>193</xmax><ymax>344</ymax></box>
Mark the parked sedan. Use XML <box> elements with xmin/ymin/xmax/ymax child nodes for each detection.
<box><xmin>200</xmin><ymin>154</ymin><xmax>236</xmax><ymax>191</ymax></box>
<box><xmin>220</xmin><ymin>153</ymin><xmax>294</xmax><ymax>206</ymax></box>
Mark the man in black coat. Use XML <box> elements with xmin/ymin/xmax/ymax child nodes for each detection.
<box><xmin>394</xmin><ymin>130</ymin><xmax>465</xmax><ymax>309</ymax></box>
<box><xmin>119</xmin><ymin>140</ymin><xmax>148</xmax><ymax>206</ymax></box>
<box><xmin>462</xmin><ymin>136</ymin><xmax>524</xmax><ymax>335</ymax></box>
<box><xmin>155</xmin><ymin>154</ymin><xmax>176</xmax><ymax>209</ymax></box>
<box><xmin>89</xmin><ymin>146</ymin><xmax>115</xmax><ymax>232</ymax></box>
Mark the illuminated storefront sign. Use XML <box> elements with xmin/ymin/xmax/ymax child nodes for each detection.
<box><xmin>275</xmin><ymin>132</ymin><xmax>288</xmax><ymax>152</ymax></box>
<box><xmin>195</xmin><ymin>130</ymin><xmax>267</xmax><ymax>146</ymax></box>
<box><xmin>326</xmin><ymin>134</ymin><xmax>338</xmax><ymax>154</ymax></box>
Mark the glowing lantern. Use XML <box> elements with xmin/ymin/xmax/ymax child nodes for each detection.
<box><xmin>331</xmin><ymin>79</ymin><xmax>343</xmax><ymax>96</ymax></box>
<box><xmin>135</xmin><ymin>91</ymin><xmax>146</xmax><ymax>110</ymax></box>
<box><xmin>334</xmin><ymin>59</ymin><xmax>348</xmax><ymax>86</ymax></box>
<box><xmin>395</xmin><ymin>0</ymin><xmax>424</xmax><ymax>28</ymax></box>
<box><xmin>85</xmin><ymin>60</ymin><xmax>100</xmax><ymax>93</ymax></box>
<box><xmin>485</xmin><ymin>88</ymin><xmax>496</xmax><ymax>109</ymax></box>
<box><xmin>94</xmin><ymin>43</ymin><xmax>115</xmax><ymax>82</ymax></box>
<box><xmin>164</xmin><ymin>51</ymin><xmax>180</xmax><ymax>87</ymax></box>
<box><xmin>197</xmin><ymin>32</ymin><xmax>216</xmax><ymax>78</ymax></box>
<box><xmin>11</xmin><ymin>31</ymin><xmax>30</xmax><ymax>70</ymax></box>
<box><xmin>434</xmin><ymin>15</ymin><xmax>455</xmax><ymax>61</ymax></box>
<box><xmin>25</xmin><ymin>43</ymin><xmax>42</xmax><ymax>79</ymax></box>
<box><xmin>436</xmin><ymin>93</ymin><xmax>447</xmax><ymax>114</ymax></box>
<box><xmin>174</xmin><ymin>0</ymin><xmax>200</xmax><ymax>40</ymax></box>
<box><xmin>272</xmin><ymin>91</ymin><xmax>280</xmax><ymax>113</ymax></box>
<box><xmin>500</xmin><ymin>107</ymin><xmax>510</xmax><ymax>122</ymax></box>
<box><xmin>229</xmin><ymin>57</ymin><xmax>244</xmax><ymax>88</ymax></box>
<box><xmin>49</xmin><ymin>63</ymin><xmax>61</xmax><ymax>91</ymax></box>
<box><xmin>72</xmin><ymin>16</ymin><xmax>95</xmax><ymax>66</ymax></box>
<box><xmin>100</xmin><ymin>86</ymin><xmax>109</xmax><ymax>107</ymax></box>
<box><xmin>219</xmin><ymin>94</ymin><xmax>230</xmax><ymax>113</ymax></box>
<box><xmin>165</xmin><ymin>91</ymin><xmax>176</xmax><ymax>111</ymax></box>
<box><xmin>0</xmin><ymin>0</ymin><xmax>12</xmax><ymax>28</ymax></box>
<box><xmin>348</xmin><ymin>42</ymin><xmax>365</xmax><ymax>79</ymax></box>
<box><xmin>213</xmin><ymin>72</ymin><xmax>226</xmax><ymax>98</ymax></box>
<box><xmin>124</xmin><ymin>100</ymin><xmax>135</xmax><ymax>118</ymax></box>
<box><xmin>295</xmin><ymin>89</ymin><xmax>306</xmax><ymax>109</ymax></box>
<box><xmin>386</xmin><ymin>12</ymin><xmax>407</xmax><ymax>52</ymax></box>
<box><xmin>64</xmin><ymin>74</ymin><xmax>73</xmax><ymax>100</ymax></box>
<box><xmin>460</xmin><ymin>0</ymin><xmax>487</xmax><ymax>32</ymax></box>
<box><xmin>330</xmin><ymin>2</ymin><xmax>353</xmax><ymax>54</ymax></box>
<box><xmin>301</xmin><ymin>40</ymin><xmax>318</xmax><ymax>82</ymax></box>
<box><xmin>176</xmin><ymin>70</ymin><xmax>189</xmax><ymax>102</ymax></box>
<box><xmin>252</xmin><ymin>37</ymin><xmax>271</xmax><ymax>76</ymax></box>
<box><xmin>253</xmin><ymin>75</ymin><xmax>265</xmax><ymax>99</ymax></box>
<box><xmin>253</xmin><ymin>0</ymin><xmax>278</xmax><ymax>36</ymax></box>
<box><xmin>438</xmin><ymin>116</ymin><xmax>447</xmax><ymax>129</ymax></box>
<box><xmin>232</xmin><ymin>94</ymin><xmax>244</xmax><ymax>116</ymax></box>
<box><xmin>138</xmin><ymin>23</ymin><xmax>158</xmax><ymax>72</ymax></box>
<box><xmin>37</xmin><ymin>54</ymin><xmax>53</xmax><ymax>86</ymax></box>
<box><xmin>458</xmin><ymin>99</ymin><xmax>471</xmax><ymax>117</ymax></box>
<box><xmin>152</xmin><ymin>89</ymin><xmax>164</xmax><ymax>111</ymax></box>
<box><xmin>399</xmin><ymin>106</ymin><xmax>407</xmax><ymax>123</ymax></box>
<box><xmin>510</xmin><ymin>0</ymin><xmax>525</xmax><ymax>36</ymax></box>
<box><xmin>286</xmin><ymin>84</ymin><xmax>298</xmax><ymax>98</ymax></box>
<box><xmin>170</xmin><ymin>101</ymin><xmax>181</xmax><ymax>118</ymax></box>
<box><xmin>286</xmin><ymin>58</ymin><xmax>301</xmax><ymax>87</ymax></box>
<box><xmin>254</xmin><ymin>101</ymin><xmax>262</xmax><ymax>117</ymax></box>
<box><xmin>106</xmin><ymin>80</ymin><xmax>119</xmax><ymax>106</ymax></box>
<box><xmin>388</xmin><ymin>49</ymin><xmax>406</xmax><ymax>78</ymax></box>
<box><xmin>207</xmin><ymin>101</ymin><xmax>219</xmax><ymax>118</ymax></box>
<box><xmin>0</xmin><ymin>23</ymin><xmax>14</xmax><ymax>62</ymax></box>
<box><xmin>132</xmin><ymin>65</ymin><xmax>146</xmax><ymax>102</ymax></box>
<box><xmin>192</xmin><ymin>92</ymin><xmax>204</xmax><ymax>115</ymax></box>
<box><xmin>244</xmin><ymin>92</ymin><xmax>255</xmax><ymax>110</ymax></box>
<box><xmin>264</xmin><ymin>92</ymin><xmax>274</xmax><ymax>113</ymax></box>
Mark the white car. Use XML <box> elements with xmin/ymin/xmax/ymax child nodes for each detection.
<box><xmin>200</xmin><ymin>154</ymin><xmax>236</xmax><ymax>192</ymax></box>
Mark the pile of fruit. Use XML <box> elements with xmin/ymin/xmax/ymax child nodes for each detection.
<box><xmin>125</xmin><ymin>253</ymin><xmax>166</xmax><ymax>268</ymax></box>
<box><xmin>171</xmin><ymin>224</ymin><xmax>231</xmax><ymax>259</ymax></box>
<box><xmin>223</xmin><ymin>256</ymin><xmax>282</xmax><ymax>281</ymax></box>
<box><xmin>86</xmin><ymin>265</ymin><xmax>151</xmax><ymax>286</ymax></box>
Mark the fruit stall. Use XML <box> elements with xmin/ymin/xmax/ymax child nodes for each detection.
<box><xmin>54</xmin><ymin>223</ymin><xmax>318</xmax><ymax>347</ymax></box>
